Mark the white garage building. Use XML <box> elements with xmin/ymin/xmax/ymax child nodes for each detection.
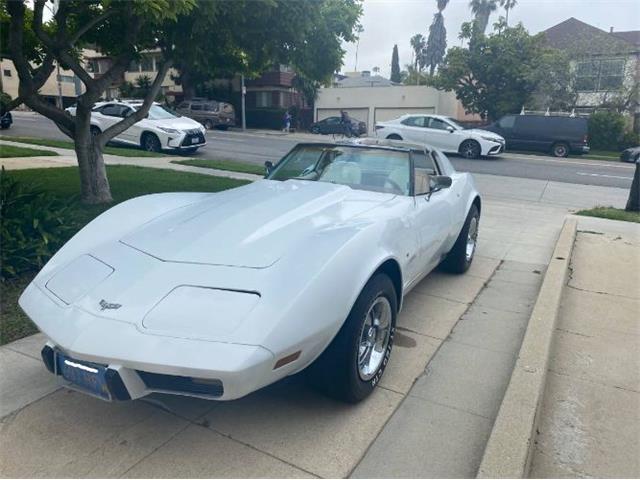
<box><xmin>315</xmin><ymin>75</ymin><xmax>479</xmax><ymax>135</ymax></box>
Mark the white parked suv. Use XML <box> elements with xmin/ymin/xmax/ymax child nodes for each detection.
<box><xmin>375</xmin><ymin>114</ymin><xmax>505</xmax><ymax>159</ymax></box>
<box><xmin>88</xmin><ymin>100</ymin><xmax>206</xmax><ymax>153</ymax></box>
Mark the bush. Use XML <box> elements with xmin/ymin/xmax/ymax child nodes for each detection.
<box><xmin>0</xmin><ymin>169</ymin><xmax>79</xmax><ymax>280</ymax></box>
<box><xmin>588</xmin><ymin>111</ymin><xmax>626</xmax><ymax>150</ymax></box>
<box><xmin>618</xmin><ymin>130</ymin><xmax>640</xmax><ymax>151</ymax></box>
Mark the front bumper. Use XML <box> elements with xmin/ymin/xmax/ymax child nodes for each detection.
<box><xmin>166</xmin><ymin>129</ymin><xmax>206</xmax><ymax>150</ymax></box>
<box><xmin>482</xmin><ymin>140</ymin><xmax>505</xmax><ymax>156</ymax></box>
<box><xmin>20</xmin><ymin>282</ymin><xmax>276</xmax><ymax>401</ymax></box>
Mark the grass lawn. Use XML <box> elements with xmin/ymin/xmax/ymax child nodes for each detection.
<box><xmin>0</xmin><ymin>144</ymin><xmax>58</xmax><ymax>158</ymax></box>
<box><xmin>172</xmin><ymin>158</ymin><xmax>265</xmax><ymax>176</ymax></box>
<box><xmin>0</xmin><ymin>165</ymin><xmax>249</xmax><ymax>345</ymax></box>
<box><xmin>0</xmin><ymin>275</ymin><xmax>38</xmax><ymax>345</ymax></box>
<box><xmin>3</xmin><ymin>136</ymin><xmax>167</xmax><ymax>158</ymax></box>
<box><xmin>576</xmin><ymin>206</ymin><xmax>640</xmax><ymax>224</ymax></box>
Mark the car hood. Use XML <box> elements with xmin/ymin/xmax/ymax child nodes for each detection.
<box><xmin>120</xmin><ymin>180</ymin><xmax>393</xmax><ymax>268</ymax></box>
<box><xmin>465</xmin><ymin>128</ymin><xmax>504</xmax><ymax>140</ymax></box>
<box><xmin>143</xmin><ymin>117</ymin><xmax>202</xmax><ymax>130</ymax></box>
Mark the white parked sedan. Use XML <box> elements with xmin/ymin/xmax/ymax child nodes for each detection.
<box><xmin>19</xmin><ymin>138</ymin><xmax>481</xmax><ymax>403</ymax></box>
<box><xmin>376</xmin><ymin>114</ymin><xmax>505</xmax><ymax>159</ymax></box>
<box><xmin>89</xmin><ymin>101</ymin><xmax>206</xmax><ymax>153</ymax></box>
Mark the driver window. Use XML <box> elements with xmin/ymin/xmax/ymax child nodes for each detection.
<box><xmin>427</xmin><ymin>117</ymin><xmax>450</xmax><ymax>131</ymax></box>
<box><xmin>413</xmin><ymin>150</ymin><xmax>438</xmax><ymax>195</ymax></box>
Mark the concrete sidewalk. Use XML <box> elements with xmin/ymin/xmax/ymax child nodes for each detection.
<box><xmin>530</xmin><ymin>216</ymin><xmax>640</xmax><ymax>478</ymax></box>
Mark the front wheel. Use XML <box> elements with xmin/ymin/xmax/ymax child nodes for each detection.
<box><xmin>142</xmin><ymin>133</ymin><xmax>162</xmax><ymax>152</ymax></box>
<box><xmin>459</xmin><ymin>140</ymin><xmax>481</xmax><ymax>159</ymax></box>
<box><xmin>386</xmin><ymin>134</ymin><xmax>402</xmax><ymax>140</ymax></box>
<box><xmin>551</xmin><ymin>142</ymin><xmax>569</xmax><ymax>158</ymax></box>
<box><xmin>308</xmin><ymin>273</ymin><xmax>397</xmax><ymax>403</ymax></box>
<box><xmin>441</xmin><ymin>204</ymin><xmax>480</xmax><ymax>274</ymax></box>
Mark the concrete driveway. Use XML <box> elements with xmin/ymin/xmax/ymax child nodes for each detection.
<box><xmin>0</xmin><ymin>190</ymin><xmax>575</xmax><ymax>478</ymax></box>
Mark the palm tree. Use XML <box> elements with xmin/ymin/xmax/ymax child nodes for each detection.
<box><xmin>410</xmin><ymin>34</ymin><xmax>426</xmax><ymax>71</ymax></box>
<box><xmin>499</xmin><ymin>0</ymin><xmax>517</xmax><ymax>26</ymax></box>
<box><xmin>424</xmin><ymin>0</ymin><xmax>450</xmax><ymax>76</ymax></box>
<box><xmin>469</xmin><ymin>0</ymin><xmax>498</xmax><ymax>35</ymax></box>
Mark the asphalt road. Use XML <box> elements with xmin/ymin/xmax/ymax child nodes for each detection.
<box><xmin>2</xmin><ymin>111</ymin><xmax>635</xmax><ymax>189</ymax></box>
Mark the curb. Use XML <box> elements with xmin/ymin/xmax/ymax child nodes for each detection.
<box><xmin>476</xmin><ymin>217</ymin><xmax>578</xmax><ymax>478</ymax></box>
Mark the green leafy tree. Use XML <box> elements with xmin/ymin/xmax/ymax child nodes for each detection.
<box><xmin>3</xmin><ymin>0</ymin><xmax>195</xmax><ymax>204</ymax></box>
<box><xmin>3</xmin><ymin>0</ymin><xmax>362</xmax><ymax>204</ymax></box>
<box><xmin>469</xmin><ymin>0</ymin><xmax>498</xmax><ymax>37</ymax></box>
<box><xmin>424</xmin><ymin>0</ymin><xmax>450</xmax><ymax>76</ymax></box>
<box><xmin>436</xmin><ymin>23</ymin><xmax>563</xmax><ymax>120</ymax></box>
<box><xmin>390</xmin><ymin>44</ymin><xmax>401</xmax><ymax>83</ymax></box>
<box><xmin>169</xmin><ymin>0</ymin><xmax>363</xmax><ymax>100</ymax></box>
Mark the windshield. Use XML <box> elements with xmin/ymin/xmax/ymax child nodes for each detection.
<box><xmin>267</xmin><ymin>145</ymin><xmax>411</xmax><ymax>195</ymax></box>
<box><xmin>135</xmin><ymin>104</ymin><xmax>178</xmax><ymax>120</ymax></box>
<box><xmin>444</xmin><ymin>117</ymin><xmax>465</xmax><ymax>130</ymax></box>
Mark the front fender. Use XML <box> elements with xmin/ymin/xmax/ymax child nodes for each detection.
<box><xmin>255</xmin><ymin>218</ymin><xmax>406</xmax><ymax>375</ymax></box>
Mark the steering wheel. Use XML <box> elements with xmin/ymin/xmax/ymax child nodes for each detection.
<box><xmin>384</xmin><ymin>178</ymin><xmax>404</xmax><ymax>195</ymax></box>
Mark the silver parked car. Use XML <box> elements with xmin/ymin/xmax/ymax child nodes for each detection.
<box><xmin>175</xmin><ymin>98</ymin><xmax>236</xmax><ymax>130</ymax></box>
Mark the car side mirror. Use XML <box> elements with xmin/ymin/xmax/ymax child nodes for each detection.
<box><xmin>431</xmin><ymin>175</ymin><xmax>452</xmax><ymax>192</ymax></box>
<box><xmin>265</xmin><ymin>161</ymin><xmax>274</xmax><ymax>176</ymax></box>
<box><xmin>447</xmin><ymin>126</ymin><xmax>455</xmax><ymax>133</ymax></box>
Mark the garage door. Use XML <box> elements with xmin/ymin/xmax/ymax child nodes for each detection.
<box><xmin>316</xmin><ymin>108</ymin><xmax>369</xmax><ymax>127</ymax></box>
<box><xmin>374</xmin><ymin>107</ymin><xmax>436</xmax><ymax>125</ymax></box>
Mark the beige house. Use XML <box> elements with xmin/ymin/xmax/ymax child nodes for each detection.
<box><xmin>315</xmin><ymin>73</ymin><xmax>480</xmax><ymax>135</ymax></box>
<box><xmin>0</xmin><ymin>57</ymin><xmax>83</xmax><ymax>108</ymax></box>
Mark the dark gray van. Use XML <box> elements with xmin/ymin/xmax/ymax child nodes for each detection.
<box><xmin>485</xmin><ymin>114</ymin><xmax>590</xmax><ymax>157</ymax></box>
<box><xmin>176</xmin><ymin>99</ymin><xmax>236</xmax><ymax>130</ymax></box>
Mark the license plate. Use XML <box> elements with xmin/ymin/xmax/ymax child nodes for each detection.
<box><xmin>191</xmin><ymin>137</ymin><xmax>200</xmax><ymax>144</ymax></box>
<box><xmin>56</xmin><ymin>352</ymin><xmax>111</xmax><ymax>400</ymax></box>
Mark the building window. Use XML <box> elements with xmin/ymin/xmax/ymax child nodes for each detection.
<box><xmin>575</xmin><ymin>58</ymin><xmax>625</xmax><ymax>92</ymax></box>
<box><xmin>56</xmin><ymin>74</ymin><xmax>75</xmax><ymax>83</ymax></box>
<box><xmin>256</xmin><ymin>91</ymin><xmax>271</xmax><ymax>108</ymax></box>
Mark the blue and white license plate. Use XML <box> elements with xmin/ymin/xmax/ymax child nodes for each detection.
<box><xmin>56</xmin><ymin>352</ymin><xmax>112</xmax><ymax>400</ymax></box>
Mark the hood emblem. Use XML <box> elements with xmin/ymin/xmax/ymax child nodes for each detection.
<box><xmin>99</xmin><ymin>299</ymin><xmax>122</xmax><ymax>311</ymax></box>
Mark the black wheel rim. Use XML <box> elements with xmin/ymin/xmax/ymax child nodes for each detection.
<box><xmin>462</xmin><ymin>142</ymin><xmax>478</xmax><ymax>158</ymax></box>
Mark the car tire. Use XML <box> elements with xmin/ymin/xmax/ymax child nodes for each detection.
<box><xmin>0</xmin><ymin>125</ymin><xmax>9</xmax><ymax>130</ymax></box>
<box><xmin>90</xmin><ymin>125</ymin><xmax>101</xmax><ymax>137</ymax></box>
<box><xmin>141</xmin><ymin>132</ymin><xmax>162</xmax><ymax>152</ymax></box>
<box><xmin>308</xmin><ymin>273</ymin><xmax>397</xmax><ymax>403</ymax></box>
<box><xmin>441</xmin><ymin>204</ymin><xmax>480</xmax><ymax>274</ymax></box>
<box><xmin>310</xmin><ymin>126</ymin><xmax>320</xmax><ymax>134</ymax></box>
<box><xmin>459</xmin><ymin>139</ymin><xmax>481</xmax><ymax>159</ymax></box>
<box><xmin>216</xmin><ymin>125</ymin><xmax>229</xmax><ymax>131</ymax></box>
<box><xmin>204</xmin><ymin>119</ymin><xmax>214</xmax><ymax>130</ymax></box>
<box><xmin>386</xmin><ymin>134</ymin><xmax>402</xmax><ymax>140</ymax></box>
<box><xmin>551</xmin><ymin>142</ymin><xmax>569</xmax><ymax>158</ymax></box>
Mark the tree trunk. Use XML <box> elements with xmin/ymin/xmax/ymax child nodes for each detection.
<box><xmin>626</xmin><ymin>162</ymin><xmax>640</xmax><ymax>212</ymax></box>
<box><xmin>180</xmin><ymin>69</ymin><xmax>196</xmax><ymax>101</ymax></box>
<box><xmin>74</xmin><ymin>105</ymin><xmax>113</xmax><ymax>204</ymax></box>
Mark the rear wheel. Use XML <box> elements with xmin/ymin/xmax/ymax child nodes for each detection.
<box><xmin>441</xmin><ymin>204</ymin><xmax>480</xmax><ymax>274</ymax></box>
<box><xmin>141</xmin><ymin>133</ymin><xmax>162</xmax><ymax>152</ymax></box>
<box><xmin>386</xmin><ymin>134</ymin><xmax>402</xmax><ymax>140</ymax></box>
<box><xmin>459</xmin><ymin>139</ymin><xmax>481</xmax><ymax>159</ymax></box>
<box><xmin>308</xmin><ymin>273</ymin><xmax>397</xmax><ymax>403</ymax></box>
<box><xmin>90</xmin><ymin>125</ymin><xmax>101</xmax><ymax>137</ymax></box>
<box><xmin>310</xmin><ymin>126</ymin><xmax>320</xmax><ymax>134</ymax></box>
<box><xmin>204</xmin><ymin>119</ymin><xmax>214</xmax><ymax>130</ymax></box>
<box><xmin>551</xmin><ymin>142</ymin><xmax>569</xmax><ymax>158</ymax></box>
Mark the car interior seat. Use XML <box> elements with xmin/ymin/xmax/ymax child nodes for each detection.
<box><xmin>320</xmin><ymin>161</ymin><xmax>362</xmax><ymax>185</ymax></box>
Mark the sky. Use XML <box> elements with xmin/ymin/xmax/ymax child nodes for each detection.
<box><xmin>341</xmin><ymin>0</ymin><xmax>640</xmax><ymax>77</ymax></box>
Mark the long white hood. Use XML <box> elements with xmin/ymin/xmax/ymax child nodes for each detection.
<box><xmin>121</xmin><ymin>180</ymin><xmax>393</xmax><ymax>268</ymax></box>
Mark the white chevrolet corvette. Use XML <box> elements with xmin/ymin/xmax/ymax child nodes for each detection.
<box><xmin>19</xmin><ymin>138</ymin><xmax>481</xmax><ymax>403</ymax></box>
